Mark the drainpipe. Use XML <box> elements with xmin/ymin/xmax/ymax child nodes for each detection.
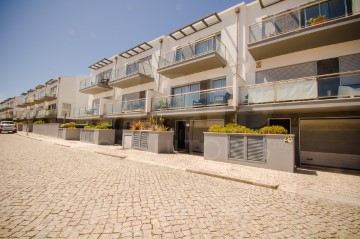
<box><xmin>112</xmin><ymin>56</ymin><xmax>118</xmax><ymax>101</ymax></box>
<box><xmin>56</xmin><ymin>77</ymin><xmax>61</xmax><ymax>123</ymax></box>
<box><xmin>158</xmin><ymin>38</ymin><xmax>163</xmax><ymax>93</ymax></box>
<box><xmin>235</xmin><ymin>7</ymin><xmax>240</xmax><ymax>123</ymax></box>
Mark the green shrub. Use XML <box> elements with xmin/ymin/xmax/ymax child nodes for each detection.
<box><xmin>34</xmin><ymin>120</ymin><xmax>45</xmax><ymax>124</ymax></box>
<box><xmin>208</xmin><ymin>123</ymin><xmax>288</xmax><ymax>134</ymax></box>
<box><xmin>259</xmin><ymin>125</ymin><xmax>288</xmax><ymax>134</ymax></box>
<box><xmin>84</xmin><ymin>125</ymin><xmax>92</xmax><ymax>129</ymax></box>
<box><xmin>95</xmin><ymin>123</ymin><xmax>111</xmax><ymax>129</ymax></box>
<box><xmin>60</xmin><ymin>122</ymin><xmax>76</xmax><ymax>128</ymax></box>
<box><xmin>209</xmin><ymin>123</ymin><xmax>256</xmax><ymax>134</ymax></box>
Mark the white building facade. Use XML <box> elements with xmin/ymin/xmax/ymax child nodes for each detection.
<box><xmin>77</xmin><ymin>0</ymin><xmax>360</xmax><ymax>170</ymax></box>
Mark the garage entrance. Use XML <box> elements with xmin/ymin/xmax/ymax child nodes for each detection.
<box><xmin>300</xmin><ymin>118</ymin><xmax>360</xmax><ymax>170</ymax></box>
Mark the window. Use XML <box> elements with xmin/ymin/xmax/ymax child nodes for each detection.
<box><xmin>172</xmin><ymin>83</ymin><xmax>200</xmax><ymax>108</ymax></box>
<box><xmin>301</xmin><ymin>0</ymin><xmax>353</xmax><ymax>26</ymax></box>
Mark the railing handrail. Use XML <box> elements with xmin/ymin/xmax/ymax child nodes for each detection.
<box><xmin>153</xmin><ymin>86</ymin><xmax>231</xmax><ymax>99</ymax></box>
<box><xmin>159</xmin><ymin>35</ymin><xmax>223</xmax><ymax>57</ymax></box>
<box><xmin>107</xmin><ymin>98</ymin><xmax>146</xmax><ymax>105</ymax></box>
<box><xmin>239</xmin><ymin>70</ymin><xmax>360</xmax><ymax>89</ymax></box>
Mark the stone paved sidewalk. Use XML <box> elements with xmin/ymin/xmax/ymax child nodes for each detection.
<box><xmin>17</xmin><ymin>131</ymin><xmax>360</xmax><ymax>206</ymax></box>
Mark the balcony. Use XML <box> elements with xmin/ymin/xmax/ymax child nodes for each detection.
<box><xmin>152</xmin><ymin>87</ymin><xmax>232</xmax><ymax>112</ymax></box>
<box><xmin>0</xmin><ymin>104</ymin><xmax>13</xmax><ymax>112</ymax></box>
<box><xmin>248</xmin><ymin>0</ymin><xmax>360</xmax><ymax>60</ymax></box>
<box><xmin>35</xmin><ymin>92</ymin><xmax>57</xmax><ymax>103</ymax></box>
<box><xmin>109</xmin><ymin>62</ymin><xmax>154</xmax><ymax>88</ymax></box>
<box><xmin>158</xmin><ymin>36</ymin><xmax>227</xmax><ymax>78</ymax></box>
<box><xmin>73</xmin><ymin>106</ymin><xmax>100</xmax><ymax>118</ymax></box>
<box><xmin>79</xmin><ymin>76</ymin><xmax>112</xmax><ymax>95</ymax></box>
<box><xmin>17</xmin><ymin>98</ymin><xmax>35</xmax><ymax>108</ymax></box>
<box><xmin>106</xmin><ymin>99</ymin><xmax>146</xmax><ymax>116</ymax></box>
<box><xmin>239</xmin><ymin>70</ymin><xmax>360</xmax><ymax>106</ymax></box>
<box><xmin>37</xmin><ymin>109</ymin><xmax>57</xmax><ymax>118</ymax></box>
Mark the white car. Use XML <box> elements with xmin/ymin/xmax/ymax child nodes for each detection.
<box><xmin>0</xmin><ymin>121</ymin><xmax>17</xmax><ymax>134</ymax></box>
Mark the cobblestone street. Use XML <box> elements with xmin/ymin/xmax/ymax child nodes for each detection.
<box><xmin>1</xmin><ymin>134</ymin><xmax>360</xmax><ymax>238</ymax></box>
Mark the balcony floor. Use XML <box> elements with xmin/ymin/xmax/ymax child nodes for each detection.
<box><xmin>79</xmin><ymin>84</ymin><xmax>112</xmax><ymax>95</ymax></box>
<box><xmin>158</xmin><ymin>52</ymin><xmax>227</xmax><ymax>79</ymax></box>
<box><xmin>109</xmin><ymin>74</ymin><xmax>154</xmax><ymax>88</ymax></box>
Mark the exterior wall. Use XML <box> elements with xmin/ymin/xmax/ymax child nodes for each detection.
<box><xmin>58</xmin><ymin>128</ymin><xmax>81</xmax><ymax>140</ymax></box>
<box><xmin>204</xmin><ymin>132</ymin><xmax>295</xmax><ymax>172</ymax></box>
<box><xmin>33</xmin><ymin>123</ymin><xmax>60</xmax><ymax>137</ymax></box>
<box><xmin>58</xmin><ymin>76</ymin><xmax>88</xmax><ymax>119</ymax></box>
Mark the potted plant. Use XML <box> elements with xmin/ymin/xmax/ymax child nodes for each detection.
<box><xmin>308</xmin><ymin>15</ymin><xmax>327</xmax><ymax>26</ymax></box>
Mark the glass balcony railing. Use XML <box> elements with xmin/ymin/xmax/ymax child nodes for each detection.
<box><xmin>110</xmin><ymin>62</ymin><xmax>153</xmax><ymax>82</ymax></box>
<box><xmin>80</xmin><ymin>73</ymin><xmax>111</xmax><ymax>90</ymax></box>
<box><xmin>106</xmin><ymin>99</ymin><xmax>146</xmax><ymax>115</ymax></box>
<box><xmin>239</xmin><ymin>70</ymin><xmax>360</xmax><ymax>105</ymax></box>
<box><xmin>37</xmin><ymin>109</ymin><xmax>57</xmax><ymax>117</ymax></box>
<box><xmin>249</xmin><ymin>0</ymin><xmax>360</xmax><ymax>44</ymax></box>
<box><xmin>73</xmin><ymin>106</ymin><xmax>100</xmax><ymax>117</ymax></box>
<box><xmin>158</xmin><ymin>36</ymin><xmax>227</xmax><ymax>68</ymax></box>
<box><xmin>152</xmin><ymin>87</ymin><xmax>232</xmax><ymax>111</ymax></box>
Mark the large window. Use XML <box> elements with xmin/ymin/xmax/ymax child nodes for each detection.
<box><xmin>301</xmin><ymin>0</ymin><xmax>353</xmax><ymax>26</ymax></box>
<box><xmin>172</xmin><ymin>83</ymin><xmax>200</xmax><ymax>108</ymax></box>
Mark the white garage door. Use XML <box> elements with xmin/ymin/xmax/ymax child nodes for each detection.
<box><xmin>300</xmin><ymin>118</ymin><xmax>360</xmax><ymax>170</ymax></box>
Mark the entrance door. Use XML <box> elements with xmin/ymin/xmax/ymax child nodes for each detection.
<box><xmin>175</xmin><ymin>121</ymin><xmax>186</xmax><ymax>151</ymax></box>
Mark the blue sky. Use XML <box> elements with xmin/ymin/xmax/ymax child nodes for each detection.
<box><xmin>0</xmin><ymin>0</ymin><xmax>253</xmax><ymax>101</ymax></box>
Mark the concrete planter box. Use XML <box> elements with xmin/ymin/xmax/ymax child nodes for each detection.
<box><xmin>80</xmin><ymin>129</ymin><xmax>115</xmax><ymax>145</ymax></box>
<box><xmin>204</xmin><ymin>132</ymin><xmax>295</xmax><ymax>172</ymax></box>
<box><xmin>33</xmin><ymin>123</ymin><xmax>60</xmax><ymax>137</ymax></box>
<box><xmin>23</xmin><ymin>124</ymin><xmax>33</xmax><ymax>132</ymax></box>
<box><xmin>58</xmin><ymin>128</ymin><xmax>81</xmax><ymax>140</ymax></box>
<box><xmin>122</xmin><ymin>130</ymin><xmax>174</xmax><ymax>153</ymax></box>
<box><xmin>16</xmin><ymin>124</ymin><xmax>23</xmax><ymax>131</ymax></box>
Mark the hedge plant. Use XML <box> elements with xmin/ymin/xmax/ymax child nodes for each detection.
<box><xmin>209</xmin><ymin>123</ymin><xmax>288</xmax><ymax>135</ymax></box>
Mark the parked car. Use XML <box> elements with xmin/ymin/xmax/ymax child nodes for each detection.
<box><xmin>0</xmin><ymin>121</ymin><xmax>17</xmax><ymax>134</ymax></box>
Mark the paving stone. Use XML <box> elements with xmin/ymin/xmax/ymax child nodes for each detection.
<box><xmin>0</xmin><ymin>133</ymin><xmax>359</xmax><ymax>238</ymax></box>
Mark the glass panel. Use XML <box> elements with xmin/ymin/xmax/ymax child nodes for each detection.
<box><xmin>318</xmin><ymin>76</ymin><xmax>340</xmax><ymax>97</ymax></box>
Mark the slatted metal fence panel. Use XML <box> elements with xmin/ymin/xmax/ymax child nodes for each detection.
<box><xmin>247</xmin><ymin>136</ymin><xmax>265</xmax><ymax>162</ymax></box>
<box><xmin>133</xmin><ymin>132</ymin><xmax>141</xmax><ymax>148</ymax></box>
<box><xmin>140</xmin><ymin>132</ymin><xmax>148</xmax><ymax>149</ymax></box>
<box><xmin>229</xmin><ymin>135</ymin><xmax>245</xmax><ymax>160</ymax></box>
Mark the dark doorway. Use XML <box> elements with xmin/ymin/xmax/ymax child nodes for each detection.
<box><xmin>269</xmin><ymin>118</ymin><xmax>291</xmax><ymax>134</ymax></box>
<box><xmin>175</xmin><ymin>121</ymin><xmax>186</xmax><ymax>151</ymax></box>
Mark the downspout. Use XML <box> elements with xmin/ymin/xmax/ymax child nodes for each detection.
<box><xmin>112</xmin><ymin>56</ymin><xmax>118</xmax><ymax>128</ymax></box>
<box><xmin>56</xmin><ymin>77</ymin><xmax>61</xmax><ymax>123</ymax></box>
<box><xmin>158</xmin><ymin>38</ymin><xmax>163</xmax><ymax>93</ymax></box>
<box><xmin>235</xmin><ymin>7</ymin><xmax>240</xmax><ymax>124</ymax></box>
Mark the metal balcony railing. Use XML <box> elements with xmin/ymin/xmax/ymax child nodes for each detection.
<box><xmin>106</xmin><ymin>99</ymin><xmax>146</xmax><ymax>115</ymax></box>
<box><xmin>249</xmin><ymin>0</ymin><xmax>360</xmax><ymax>44</ymax></box>
<box><xmin>152</xmin><ymin>87</ymin><xmax>232</xmax><ymax>111</ymax></box>
<box><xmin>158</xmin><ymin>35</ymin><xmax>227</xmax><ymax>68</ymax></box>
<box><xmin>239</xmin><ymin>70</ymin><xmax>360</xmax><ymax>105</ymax></box>
<box><xmin>110</xmin><ymin>62</ymin><xmax>153</xmax><ymax>82</ymax></box>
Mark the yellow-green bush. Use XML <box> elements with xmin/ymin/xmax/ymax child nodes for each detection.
<box><xmin>209</xmin><ymin>123</ymin><xmax>288</xmax><ymax>134</ymax></box>
<box><xmin>259</xmin><ymin>125</ymin><xmax>288</xmax><ymax>134</ymax></box>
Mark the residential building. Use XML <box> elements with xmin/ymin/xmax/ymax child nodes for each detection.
<box><xmin>239</xmin><ymin>0</ymin><xmax>360</xmax><ymax>169</ymax></box>
<box><xmin>0</xmin><ymin>97</ymin><xmax>15</xmax><ymax>120</ymax></box>
<box><xmin>13</xmin><ymin>76</ymin><xmax>88</xmax><ymax>123</ymax></box>
<box><xmin>76</xmin><ymin>0</ymin><xmax>360</xmax><ymax>170</ymax></box>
